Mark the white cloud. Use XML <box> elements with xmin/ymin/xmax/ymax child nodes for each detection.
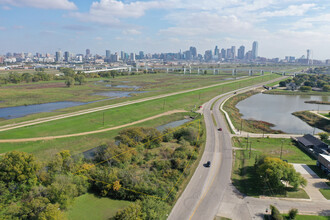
<box><xmin>95</xmin><ymin>37</ymin><xmax>103</xmax><ymax>41</ymax></box>
<box><xmin>122</xmin><ymin>29</ymin><xmax>141</xmax><ymax>35</ymax></box>
<box><xmin>0</xmin><ymin>26</ymin><xmax>6</xmax><ymax>30</ymax></box>
<box><xmin>260</xmin><ymin>3</ymin><xmax>316</xmax><ymax>17</ymax></box>
<box><xmin>0</xmin><ymin>0</ymin><xmax>77</xmax><ymax>10</ymax></box>
<box><xmin>2</xmin><ymin>5</ymin><xmax>10</xmax><ymax>10</ymax></box>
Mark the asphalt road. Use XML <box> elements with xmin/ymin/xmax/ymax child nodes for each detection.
<box><xmin>168</xmin><ymin>77</ymin><xmax>287</xmax><ymax>220</ymax></box>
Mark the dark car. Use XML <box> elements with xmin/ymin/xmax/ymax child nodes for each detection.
<box><xmin>204</xmin><ymin>161</ymin><xmax>211</xmax><ymax>167</ymax></box>
<box><xmin>218</xmin><ymin>128</ymin><xmax>222</xmax><ymax>131</ymax></box>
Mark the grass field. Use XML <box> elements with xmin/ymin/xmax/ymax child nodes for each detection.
<box><xmin>321</xmin><ymin>113</ymin><xmax>330</xmax><ymax>118</ymax></box>
<box><xmin>0</xmin><ymin>74</ymin><xmax>280</xmax><ymax>139</ymax></box>
<box><xmin>66</xmin><ymin>193</ymin><xmax>132</xmax><ymax>220</ymax></box>
<box><xmin>281</xmin><ymin>215</ymin><xmax>330</xmax><ymax>220</ymax></box>
<box><xmin>0</xmin><ymin>112</ymin><xmax>196</xmax><ymax>160</ymax></box>
<box><xmin>319</xmin><ymin>188</ymin><xmax>330</xmax><ymax>200</ymax></box>
<box><xmin>231</xmin><ymin>137</ymin><xmax>314</xmax><ymax>198</ymax></box>
<box><xmin>0</xmin><ymin>72</ymin><xmax>249</xmax><ymax>108</ymax></box>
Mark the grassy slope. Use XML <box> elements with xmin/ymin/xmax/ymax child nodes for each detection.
<box><xmin>264</xmin><ymin>89</ymin><xmax>330</xmax><ymax>96</ymax></box>
<box><xmin>282</xmin><ymin>215</ymin><xmax>330</xmax><ymax>220</ymax></box>
<box><xmin>0</xmin><ymin>112</ymin><xmax>195</xmax><ymax>160</ymax></box>
<box><xmin>66</xmin><ymin>193</ymin><xmax>132</xmax><ymax>220</ymax></box>
<box><xmin>231</xmin><ymin>137</ymin><xmax>314</xmax><ymax>198</ymax></box>
<box><xmin>0</xmin><ymin>75</ymin><xmax>280</xmax><ymax>139</ymax></box>
<box><xmin>292</xmin><ymin>111</ymin><xmax>330</xmax><ymax>132</ymax></box>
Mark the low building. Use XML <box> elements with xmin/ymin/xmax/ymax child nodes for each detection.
<box><xmin>317</xmin><ymin>154</ymin><xmax>330</xmax><ymax>174</ymax></box>
<box><xmin>296</xmin><ymin>134</ymin><xmax>329</xmax><ymax>158</ymax></box>
<box><xmin>286</xmin><ymin>82</ymin><xmax>298</xmax><ymax>91</ymax></box>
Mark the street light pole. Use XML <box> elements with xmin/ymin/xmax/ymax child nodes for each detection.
<box><xmin>280</xmin><ymin>140</ymin><xmax>284</xmax><ymax>159</ymax></box>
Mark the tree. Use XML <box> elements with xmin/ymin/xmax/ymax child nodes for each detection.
<box><xmin>270</xmin><ymin>205</ymin><xmax>283</xmax><ymax>220</ymax></box>
<box><xmin>75</xmin><ymin>75</ymin><xmax>85</xmax><ymax>85</ymax></box>
<box><xmin>65</xmin><ymin>77</ymin><xmax>75</xmax><ymax>87</ymax></box>
<box><xmin>60</xmin><ymin>68</ymin><xmax>75</xmax><ymax>77</ymax></box>
<box><xmin>113</xmin><ymin>202</ymin><xmax>143</xmax><ymax>220</ymax></box>
<box><xmin>257</xmin><ymin>157</ymin><xmax>306</xmax><ymax>190</ymax></box>
<box><xmin>323</xmin><ymin>85</ymin><xmax>330</xmax><ymax>92</ymax></box>
<box><xmin>0</xmin><ymin>151</ymin><xmax>39</xmax><ymax>187</ymax></box>
<box><xmin>288</xmin><ymin>208</ymin><xmax>298</xmax><ymax>219</ymax></box>
<box><xmin>299</xmin><ymin>86</ymin><xmax>312</xmax><ymax>92</ymax></box>
<box><xmin>8</xmin><ymin>72</ymin><xmax>21</xmax><ymax>84</ymax></box>
<box><xmin>279</xmin><ymin>81</ymin><xmax>286</xmax><ymax>87</ymax></box>
<box><xmin>319</xmin><ymin>132</ymin><xmax>329</xmax><ymax>142</ymax></box>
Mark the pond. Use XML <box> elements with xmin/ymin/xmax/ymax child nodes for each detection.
<box><xmin>0</xmin><ymin>101</ymin><xmax>86</xmax><ymax>119</ymax></box>
<box><xmin>236</xmin><ymin>93</ymin><xmax>329</xmax><ymax>134</ymax></box>
<box><xmin>156</xmin><ymin>118</ymin><xmax>192</xmax><ymax>131</ymax></box>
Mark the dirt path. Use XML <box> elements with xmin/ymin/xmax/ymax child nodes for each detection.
<box><xmin>310</xmin><ymin>111</ymin><xmax>330</xmax><ymax>120</ymax></box>
<box><xmin>0</xmin><ymin>110</ymin><xmax>187</xmax><ymax>143</ymax></box>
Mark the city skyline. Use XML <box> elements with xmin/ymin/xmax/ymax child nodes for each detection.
<box><xmin>0</xmin><ymin>0</ymin><xmax>330</xmax><ymax>59</ymax></box>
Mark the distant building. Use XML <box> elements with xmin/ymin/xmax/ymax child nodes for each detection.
<box><xmin>130</xmin><ymin>53</ymin><xmax>135</xmax><ymax>61</ymax></box>
<box><xmin>64</xmin><ymin>51</ymin><xmax>70</xmax><ymax>62</ymax></box>
<box><xmin>238</xmin><ymin>46</ymin><xmax>245</xmax><ymax>60</ymax></box>
<box><xmin>221</xmin><ymin>49</ymin><xmax>226</xmax><ymax>59</ymax></box>
<box><xmin>252</xmin><ymin>41</ymin><xmax>258</xmax><ymax>59</ymax></box>
<box><xmin>204</xmin><ymin>50</ymin><xmax>212</xmax><ymax>62</ymax></box>
<box><xmin>0</xmin><ymin>56</ymin><xmax>4</xmax><ymax>63</ymax></box>
<box><xmin>86</xmin><ymin>49</ymin><xmax>91</xmax><ymax>58</ymax></box>
<box><xmin>190</xmin><ymin>47</ymin><xmax>197</xmax><ymax>58</ymax></box>
<box><xmin>106</xmin><ymin>50</ymin><xmax>111</xmax><ymax>59</ymax></box>
<box><xmin>286</xmin><ymin>82</ymin><xmax>298</xmax><ymax>91</ymax></box>
<box><xmin>231</xmin><ymin>46</ymin><xmax>236</xmax><ymax>59</ymax></box>
<box><xmin>55</xmin><ymin>51</ymin><xmax>62</xmax><ymax>62</ymax></box>
<box><xmin>139</xmin><ymin>51</ymin><xmax>144</xmax><ymax>59</ymax></box>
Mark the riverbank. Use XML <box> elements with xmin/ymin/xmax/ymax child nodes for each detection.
<box><xmin>223</xmin><ymin>89</ymin><xmax>284</xmax><ymax>134</ymax></box>
<box><xmin>305</xmin><ymin>100</ymin><xmax>330</xmax><ymax>105</ymax></box>
<box><xmin>292</xmin><ymin>111</ymin><xmax>330</xmax><ymax>132</ymax></box>
<box><xmin>264</xmin><ymin>89</ymin><xmax>330</xmax><ymax>96</ymax></box>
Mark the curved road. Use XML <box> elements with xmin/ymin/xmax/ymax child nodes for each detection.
<box><xmin>169</xmin><ymin>77</ymin><xmax>287</xmax><ymax>220</ymax></box>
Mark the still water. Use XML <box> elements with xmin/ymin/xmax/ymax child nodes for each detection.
<box><xmin>236</xmin><ymin>93</ymin><xmax>329</xmax><ymax>134</ymax></box>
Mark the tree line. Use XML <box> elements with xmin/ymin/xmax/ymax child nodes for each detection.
<box><xmin>0</xmin><ymin>122</ymin><xmax>204</xmax><ymax>219</ymax></box>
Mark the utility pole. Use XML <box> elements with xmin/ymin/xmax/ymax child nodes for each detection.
<box><xmin>280</xmin><ymin>140</ymin><xmax>284</xmax><ymax>159</ymax></box>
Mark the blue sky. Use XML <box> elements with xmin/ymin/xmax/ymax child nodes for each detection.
<box><xmin>0</xmin><ymin>0</ymin><xmax>330</xmax><ymax>59</ymax></box>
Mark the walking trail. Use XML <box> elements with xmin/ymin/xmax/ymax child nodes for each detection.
<box><xmin>0</xmin><ymin>110</ymin><xmax>186</xmax><ymax>143</ymax></box>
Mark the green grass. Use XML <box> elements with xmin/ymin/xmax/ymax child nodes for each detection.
<box><xmin>66</xmin><ymin>193</ymin><xmax>132</xmax><ymax>220</ymax></box>
<box><xmin>321</xmin><ymin>113</ymin><xmax>330</xmax><ymax>118</ymax></box>
<box><xmin>0</xmin><ymin>112</ymin><xmax>195</xmax><ymax>160</ymax></box>
<box><xmin>319</xmin><ymin>189</ymin><xmax>330</xmax><ymax>200</ymax></box>
<box><xmin>231</xmin><ymin>137</ymin><xmax>314</xmax><ymax>198</ymax></box>
<box><xmin>282</xmin><ymin>214</ymin><xmax>330</xmax><ymax>220</ymax></box>
<box><xmin>0</xmin><ymin>74</ymin><xmax>280</xmax><ymax>139</ymax></box>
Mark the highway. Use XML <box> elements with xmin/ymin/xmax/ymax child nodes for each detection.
<box><xmin>168</xmin><ymin>77</ymin><xmax>287</xmax><ymax>220</ymax></box>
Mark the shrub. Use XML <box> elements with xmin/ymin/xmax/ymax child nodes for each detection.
<box><xmin>270</xmin><ymin>205</ymin><xmax>283</xmax><ymax>220</ymax></box>
<box><xmin>288</xmin><ymin>208</ymin><xmax>298</xmax><ymax>219</ymax></box>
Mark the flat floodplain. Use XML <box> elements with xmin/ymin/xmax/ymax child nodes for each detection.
<box><xmin>0</xmin><ymin>74</ymin><xmax>280</xmax><ymax>139</ymax></box>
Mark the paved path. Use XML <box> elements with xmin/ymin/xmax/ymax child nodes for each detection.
<box><xmin>292</xmin><ymin>163</ymin><xmax>330</xmax><ymax>202</ymax></box>
<box><xmin>0</xmin><ymin>110</ymin><xmax>186</xmax><ymax>143</ymax></box>
<box><xmin>310</xmin><ymin>111</ymin><xmax>330</xmax><ymax>120</ymax></box>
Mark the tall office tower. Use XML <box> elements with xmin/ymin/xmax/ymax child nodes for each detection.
<box><xmin>237</xmin><ymin>46</ymin><xmax>245</xmax><ymax>60</ymax></box>
<box><xmin>86</xmin><ymin>49</ymin><xmax>91</xmax><ymax>58</ymax></box>
<box><xmin>226</xmin><ymin>48</ymin><xmax>232</xmax><ymax>59</ymax></box>
<box><xmin>64</xmin><ymin>51</ymin><xmax>70</xmax><ymax>62</ymax></box>
<box><xmin>130</xmin><ymin>53</ymin><xmax>135</xmax><ymax>61</ymax></box>
<box><xmin>204</xmin><ymin>50</ymin><xmax>212</xmax><ymax>62</ymax></box>
<box><xmin>214</xmin><ymin>46</ymin><xmax>219</xmax><ymax>56</ymax></box>
<box><xmin>307</xmin><ymin>49</ymin><xmax>310</xmax><ymax>60</ymax></box>
<box><xmin>189</xmin><ymin>46</ymin><xmax>197</xmax><ymax>58</ymax></box>
<box><xmin>120</xmin><ymin>51</ymin><xmax>125</xmax><ymax>60</ymax></box>
<box><xmin>231</xmin><ymin>46</ymin><xmax>236</xmax><ymax>59</ymax></box>
<box><xmin>139</xmin><ymin>51</ymin><xmax>144</xmax><ymax>59</ymax></box>
<box><xmin>55</xmin><ymin>51</ymin><xmax>62</xmax><ymax>62</ymax></box>
<box><xmin>252</xmin><ymin>41</ymin><xmax>258</xmax><ymax>59</ymax></box>
<box><xmin>221</xmin><ymin>48</ymin><xmax>226</xmax><ymax>59</ymax></box>
<box><xmin>106</xmin><ymin>50</ymin><xmax>111</xmax><ymax>59</ymax></box>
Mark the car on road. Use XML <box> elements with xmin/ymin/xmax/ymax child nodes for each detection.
<box><xmin>204</xmin><ymin>161</ymin><xmax>211</xmax><ymax>167</ymax></box>
<box><xmin>218</xmin><ymin>128</ymin><xmax>222</xmax><ymax>131</ymax></box>
<box><xmin>234</xmin><ymin>92</ymin><xmax>237</xmax><ymax>94</ymax></box>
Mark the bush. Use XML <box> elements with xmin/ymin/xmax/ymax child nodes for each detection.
<box><xmin>288</xmin><ymin>208</ymin><xmax>298</xmax><ymax>219</ymax></box>
<box><xmin>323</xmin><ymin>85</ymin><xmax>330</xmax><ymax>92</ymax></box>
<box><xmin>319</xmin><ymin>132</ymin><xmax>329</xmax><ymax>142</ymax></box>
<box><xmin>299</xmin><ymin>86</ymin><xmax>312</xmax><ymax>92</ymax></box>
<box><xmin>270</xmin><ymin>205</ymin><xmax>283</xmax><ymax>220</ymax></box>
